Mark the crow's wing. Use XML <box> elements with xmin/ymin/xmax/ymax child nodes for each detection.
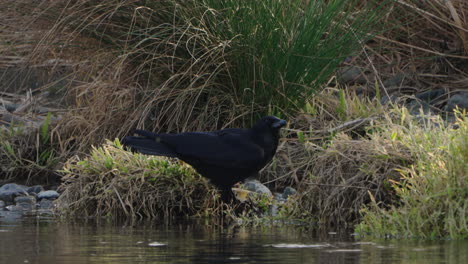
<box><xmin>121</xmin><ymin>136</ymin><xmax>178</xmax><ymax>157</ymax></box>
<box><xmin>160</xmin><ymin>130</ymin><xmax>264</xmax><ymax>169</ymax></box>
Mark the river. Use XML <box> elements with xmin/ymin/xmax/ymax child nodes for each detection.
<box><xmin>0</xmin><ymin>215</ymin><xmax>466</xmax><ymax>264</ymax></box>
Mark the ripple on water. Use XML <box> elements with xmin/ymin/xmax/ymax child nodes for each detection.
<box><xmin>148</xmin><ymin>242</ymin><xmax>167</xmax><ymax>247</ymax></box>
<box><xmin>267</xmin><ymin>243</ymin><xmax>331</xmax><ymax>248</ymax></box>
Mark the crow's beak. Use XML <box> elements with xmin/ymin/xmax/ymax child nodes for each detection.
<box><xmin>272</xmin><ymin>119</ymin><xmax>287</xmax><ymax>128</ymax></box>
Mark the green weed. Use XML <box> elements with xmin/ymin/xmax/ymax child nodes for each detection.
<box><xmin>356</xmin><ymin>109</ymin><xmax>468</xmax><ymax>239</ymax></box>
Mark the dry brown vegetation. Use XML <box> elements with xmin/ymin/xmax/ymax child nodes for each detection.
<box><xmin>342</xmin><ymin>0</ymin><xmax>467</xmax><ymax>107</ymax></box>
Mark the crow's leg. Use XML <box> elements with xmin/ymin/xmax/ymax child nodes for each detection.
<box><xmin>220</xmin><ymin>188</ymin><xmax>235</xmax><ymax>203</ymax></box>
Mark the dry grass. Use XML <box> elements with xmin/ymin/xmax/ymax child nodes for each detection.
<box><xmin>264</xmin><ymin>128</ymin><xmax>412</xmax><ymax>227</ymax></box>
<box><xmin>300</xmin><ymin>134</ymin><xmax>411</xmax><ymax>227</ymax></box>
<box><xmin>346</xmin><ymin>0</ymin><xmax>468</xmax><ymax>108</ymax></box>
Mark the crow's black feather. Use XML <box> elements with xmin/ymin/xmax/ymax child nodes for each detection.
<box><xmin>121</xmin><ymin>116</ymin><xmax>286</xmax><ymax>201</ymax></box>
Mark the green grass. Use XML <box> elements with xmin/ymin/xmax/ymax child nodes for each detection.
<box><xmin>36</xmin><ymin>0</ymin><xmax>389</xmax><ymax>131</ymax></box>
<box><xmin>200</xmin><ymin>0</ymin><xmax>387</xmax><ymax>116</ymax></box>
<box><xmin>57</xmin><ymin>139</ymin><xmax>304</xmax><ymax>221</ymax></box>
<box><xmin>58</xmin><ymin>139</ymin><xmax>222</xmax><ymax>219</ymax></box>
<box><xmin>356</xmin><ymin>109</ymin><xmax>468</xmax><ymax>239</ymax></box>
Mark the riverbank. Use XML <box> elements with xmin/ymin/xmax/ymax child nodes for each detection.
<box><xmin>1</xmin><ymin>0</ymin><xmax>467</xmax><ymax>239</ymax></box>
<box><xmin>2</xmin><ymin>106</ymin><xmax>466</xmax><ymax>239</ymax></box>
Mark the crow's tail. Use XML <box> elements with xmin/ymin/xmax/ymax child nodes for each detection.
<box><xmin>121</xmin><ymin>134</ymin><xmax>178</xmax><ymax>157</ymax></box>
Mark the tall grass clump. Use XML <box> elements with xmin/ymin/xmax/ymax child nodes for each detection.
<box><xmin>357</xmin><ymin>110</ymin><xmax>468</xmax><ymax>239</ymax></box>
<box><xmin>0</xmin><ymin>115</ymin><xmax>61</xmax><ymax>185</ymax></box>
<box><xmin>198</xmin><ymin>0</ymin><xmax>388</xmax><ymax>116</ymax></box>
<box><xmin>57</xmin><ymin>139</ymin><xmax>222</xmax><ymax>219</ymax></box>
<box><xmin>33</xmin><ymin>0</ymin><xmax>389</xmax><ymax>137</ymax></box>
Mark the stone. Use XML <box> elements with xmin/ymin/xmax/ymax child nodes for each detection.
<box><xmin>39</xmin><ymin>199</ymin><xmax>55</xmax><ymax>210</ymax></box>
<box><xmin>282</xmin><ymin>187</ymin><xmax>297</xmax><ymax>199</ymax></box>
<box><xmin>6</xmin><ymin>205</ymin><xmax>24</xmax><ymax>212</ymax></box>
<box><xmin>27</xmin><ymin>185</ymin><xmax>44</xmax><ymax>195</ymax></box>
<box><xmin>406</xmin><ymin>100</ymin><xmax>433</xmax><ymax>116</ymax></box>
<box><xmin>243</xmin><ymin>180</ymin><xmax>272</xmax><ymax>197</ymax></box>
<box><xmin>14</xmin><ymin>196</ymin><xmax>36</xmax><ymax>204</ymax></box>
<box><xmin>380</xmin><ymin>95</ymin><xmax>398</xmax><ymax>105</ymax></box>
<box><xmin>269</xmin><ymin>204</ymin><xmax>278</xmax><ymax>217</ymax></box>
<box><xmin>37</xmin><ymin>190</ymin><xmax>60</xmax><ymax>200</ymax></box>
<box><xmin>337</xmin><ymin>66</ymin><xmax>367</xmax><ymax>84</ymax></box>
<box><xmin>383</xmin><ymin>74</ymin><xmax>406</xmax><ymax>88</ymax></box>
<box><xmin>415</xmin><ymin>89</ymin><xmax>444</xmax><ymax>103</ymax></box>
<box><xmin>446</xmin><ymin>92</ymin><xmax>468</xmax><ymax>112</ymax></box>
<box><xmin>0</xmin><ymin>200</ymin><xmax>5</xmax><ymax>208</ymax></box>
<box><xmin>274</xmin><ymin>193</ymin><xmax>286</xmax><ymax>202</ymax></box>
<box><xmin>0</xmin><ymin>183</ymin><xmax>28</xmax><ymax>204</ymax></box>
<box><xmin>14</xmin><ymin>196</ymin><xmax>36</xmax><ymax>210</ymax></box>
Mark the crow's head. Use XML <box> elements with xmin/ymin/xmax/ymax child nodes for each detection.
<box><xmin>253</xmin><ymin>116</ymin><xmax>287</xmax><ymax>134</ymax></box>
<box><xmin>260</xmin><ymin>115</ymin><xmax>287</xmax><ymax>129</ymax></box>
<box><xmin>251</xmin><ymin>116</ymin><xmax>287</xmax><ymax>156</ymax></box>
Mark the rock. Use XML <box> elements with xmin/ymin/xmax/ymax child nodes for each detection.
<box><xmin>0</xmin><ymin>183</ymin><xmax>28</xmax><ymax>203</ymax></box>
<box><xmin>0</xmin><ymin>183</ymin><xmax>28</xmax><ymax>192</ymax></box>
<box><xmin>37</xmin><ymin>190</ymin><xmax>60</xmax><ymax>200</ymax></box>
<box><xmin>14</xmin><ymin>196</ymin><xmax>36</xmax><ymax>204</ymax></box>
<box><xmin>406</xmin><ymin>100</ymin><xmax>433</xmax><ymax>116</ymax></box>
<box><xmin>0</xmin><ymin>200</ymin><xmax>5</xmax><ymax>208</ymax></box>
<box><xmin>243</xmin><ymin>180</ymin><xmax>272</xmax><ymax>197</ymax></box>
<box><xmin>4</xmin><ymin>103</ymin><xmax>19</xmax><ymax>112</ymax></box>
<box><xmin>415</xmin><ymin>89</ymin><xmax>445</xmax><ymax>103</ymax></box>
<box><xmin>380</xmin><ymin>95</ymin><xmax>398</xmax><ymax>105</ymax></box>
<box><xmin>354</xmin><ymin>86</ymin><xmax>365</xmax><ymax>96</ymax></box>
<box><xmin>27</xmin><ymin>185</ymin><xmax>44</xmax><ymax>195</ymax></box>
<box><xmin>337</xmin><ymin>66</ymin><xmax>367</xmax><ymax>84</ymax></box>
<box><xmin>274</xmin><ymin>193</ymin><xmax>286</xmax><ymax>202</ymax></box>
<box><xmin>6</xmin><ymin>205</ymin><xmax>23</xmax><ymax>212</ymax></box>
<box><xmin>14</xmin><ymin>196</ymin><xmax>36</xmax><ymax>210</ymax></box>
<box><xmin>269</xmin><ymin>204</ymin><xmax>278</xmax><ymax>217</ymax></box>
<box><xmin>444</xmin><ymin>113</ymin><xmax>457</xmax><ymax>124</ymax></box>
<box><xmin>383</xmin><ymin>74</ymin><xmax>405</xmax><ymax>88</ymax></box>
<box><xmin>39</xmin><ymin>199</ymin><xmax>55</xmax><ymax>210</ymax></box>
<box><xmin>446</xmin><ymin>92</ymin><xmax>468</xmax><ymax>112</ymax></box>
<box><xmin>282</xmin><ymin>187</ymin><xmax>297</xmax><ymax>199</ymax></box>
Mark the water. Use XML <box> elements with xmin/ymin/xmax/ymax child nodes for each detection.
<box><xmin>0</xmin><ymin>216</ymin><xmax>466</xmax><ymax>264</ymax></box>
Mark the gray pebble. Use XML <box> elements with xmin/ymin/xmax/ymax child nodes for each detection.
<box><xmin>14</xmin><ymin>196</ymin><xmax>36</xmax><ymax>210</ymax></box>
<box><xmin>274</xmin><ymin>193</ymin><xmax>287</xmax><ymax>203</ymax></box>
<box><xmin>37</xmin><ymin>190</ymin><xmax>60</xmax><ymax>200</ymax></box>
<box><xmin>337</xmin><ymin>66</ymin><xmax>367</xmax><ymax>84</ymax></box>
<box><xmin>383</xmin><ymin>74</ymin><xmax>405</xmax><ymax>88</ymax></box>
<box><xmin>282</xmin><ymin>187</ymin><xmax>297</xmax><ymax>199</ymax></box>
<box><xmin>14</xmin><ymin>196</ymin><xmax>36</xmax><ymax>204</ymax></box>
<box><xmin>380</xmin><ymin>95</ymin><xmax>398</xmax><ymax>105</ymax></box>
<box><xmin>0</xmin><ymin>183</ymin><xmax>28</xmax><ymax>203</ymax></box>
<box><xmin>243</xmin><ymin>180</ymin><xmax>272</xmax><ymax>196</ymax></box>
<box><xmin>269</xmin><ymin>204</ymin><xmax>278</xmax><ymax>217</ymax></box>
<box><xmin>446</xmin><ymin>92</ymin><xmax>468</xmax><ymax>112</ymax></box>
<box><xmin>39</xmin><ymin>199</ymin><xmax>55</xmax><ymax>210</ymax></box>
<box><xmin>415</xmin><ymin>89</ymin><xmax>444</xmax><ymax>103</ymax></box>
<box><xmin>27</xmin><ymin>185</ymin><xmax>44</xmax><ymax>195</ymax></box>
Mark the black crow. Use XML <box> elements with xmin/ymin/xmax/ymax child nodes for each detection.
<box><xmin>121</xmin><ymin>116</ymin><xmax>287</xmax><ymax>201</ymax></box>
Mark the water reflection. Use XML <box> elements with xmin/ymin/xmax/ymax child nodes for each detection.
<box><xmin>0</xmin><ymin>216</ymin><xmax>465</xmax><ymax>264</ymax></box>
